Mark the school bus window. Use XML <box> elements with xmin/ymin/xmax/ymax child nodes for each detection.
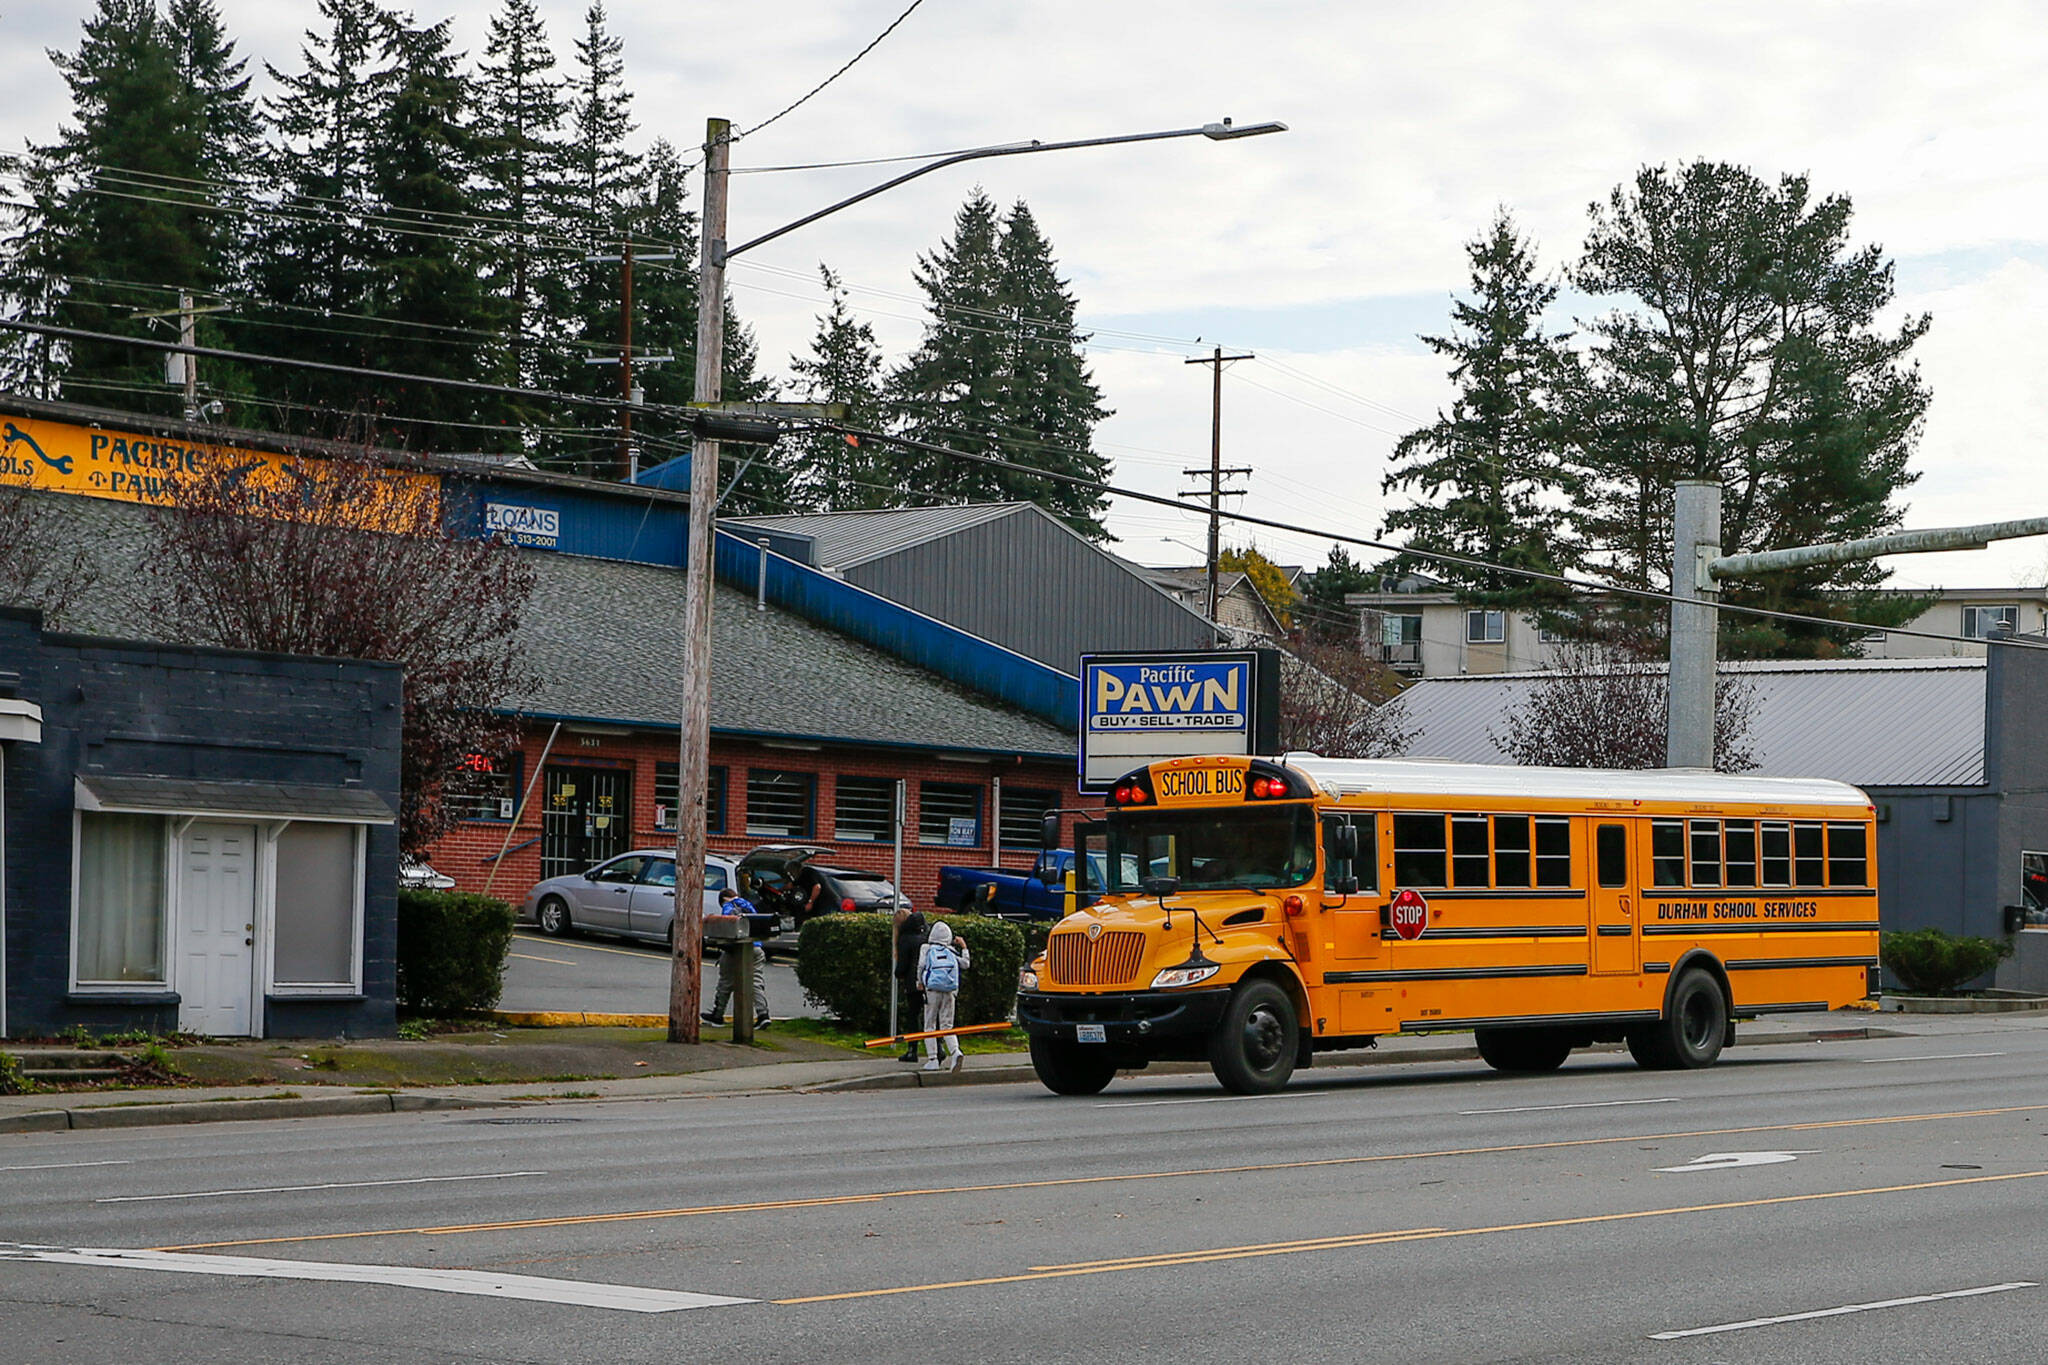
<box><xmin>1725</xmin><ymin>820</ymin><xmax>1759</xmax><ymax>887</ymax></box>
<box><xmin>1393</xmin><ymin>813</ymin><xmax>1447</xmax><ymax>887</ymax></box>
<box><xmin>1827</xmin><ymin>823</ymin><xmax>1869</xmax><ymax>886</ymax></box>
<box><xmin>1596</xmin><ymin>824</ymin><xmax>1628</xmax><ymax>888</ymax></box>
<box><xmin>1322</xmin><ymin>814</ymin><xmax>1378</xmax><ymax>893</ymax></box>
<box><xmin>1652</xmin><ymin>820</ymin><xmax>1686</xmax><ymax>887</ymax></box>
<box><xmin>1111</xmin><ymin>808</ymin><xmax>1316</xmax><ymax>890</ymax></box>
<box><xmin>1794</xmin><ymin>822</ymin><xmax>1826</xmax><ymax>886</ymax></box>
<box><xmin>1493</xmin><ymin>815</ymin><xmax>1532</xmax><ymax>887</ymax></box>
<box><xmin>1535</xmin><ymin>816</ymin><xmax>1573</xmax><ymax>887</ymax></box>
<box><xmin>1762</xmin><ymin>821</ymin><xmax>1792</xmax><ymax>886</ymax></box>
<box><xmin>1690</xmin><ymin>819</ymin><xmax>1723</xmax><ymax>887</ymax></box>
<box><xmin>1451</xmin><ymin>814</ymin><xmax>1490</xmax><ymax>887</ymax></box>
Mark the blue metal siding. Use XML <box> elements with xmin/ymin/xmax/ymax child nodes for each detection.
<box><xmin>443</xmin><ymin>479</ymin><xmax>687</xmax><ymax>565</ymax></box>
<box><xmin>714</xmin><ymin>531</ymin><xmax>1078</xmax><ymax>731</ymax></box>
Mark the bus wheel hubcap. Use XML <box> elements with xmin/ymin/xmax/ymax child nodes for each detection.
<box><xmin>1244</xmin><ymin>1006</ymin><xmax>1285</xmax><ymax>1069</ymax></box>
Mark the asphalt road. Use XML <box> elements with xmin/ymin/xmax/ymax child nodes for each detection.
<box><xmin>7</xmin><ymin>1026</ymin><xmax>2048</xmax><ymax>1362</ymax></box>
<box><xmin>500</xmin><ymin>931</ymin><xmax>826</xmax><ymax>1020</ymax></box>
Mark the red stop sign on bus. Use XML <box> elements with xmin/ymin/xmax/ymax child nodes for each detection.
<box><xmin>1388</xmin><ymin>888</ymin><xmax>1430</xmax><ymax>941</ymax></box>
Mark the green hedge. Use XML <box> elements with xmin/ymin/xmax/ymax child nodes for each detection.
<box><xmin>1879</xmin><ymin>928</ymin><xmax>2013</xmax><ymax>995</ymax></box>
<box><xmin>794</xmin><ymin>913</ymin><xmax>1026</xmax><ymax>1036</ymax></box>
<box><xmin>396</xmin><ymin>889</ymin><xmax>516</xmax><ymax>1016</ymax></box>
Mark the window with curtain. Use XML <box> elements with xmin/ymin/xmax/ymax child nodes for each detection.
<box><xmin>273</xmin><ymin>823</ymin><xmax>359</xmax><ymax>989</ymax></box>
<box><xmin>75</xmin><ymin>812</ymin><xmax>167</xmax><ymax>986</ymax></box>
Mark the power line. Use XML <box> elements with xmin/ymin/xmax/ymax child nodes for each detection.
<box><xmin>735</xmin><ymin>0</ymin><xmax>929</xmax><ymax>142</ymax></box>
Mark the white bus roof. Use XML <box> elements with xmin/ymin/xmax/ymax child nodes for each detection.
<box><xmin>1280</xmin><ymin>756</ymin><xmax>1871</xmax><ymax>812</ymax></box>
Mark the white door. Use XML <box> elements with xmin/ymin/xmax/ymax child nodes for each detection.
<box><xmin>179</xmin><ymin>821</ymin><xmax>258</xmax><ymax>1036</ymax></box>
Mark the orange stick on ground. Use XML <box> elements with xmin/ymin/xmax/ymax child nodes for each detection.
<box><xmin>863</xmin><ymin>1021</ymin><xmax>1017</xmax><ymax>1048</ymax></box>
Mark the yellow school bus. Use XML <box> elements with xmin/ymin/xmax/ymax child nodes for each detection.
<box><xmin>1016</xmin><ymin>755</ymin><xmax>1880</xmax><ymax>1095</ymax></box>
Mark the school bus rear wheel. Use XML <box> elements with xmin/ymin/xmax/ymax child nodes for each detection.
<box><xmin>1629</xmin><ymin>969</ymin><xmax>1727</xmax><ymax>1070</ymax></box>
<box><xmin>1208</xmin><ymin>978</ymin><xmax>1299</xmax><ymax>1094</ymax></box>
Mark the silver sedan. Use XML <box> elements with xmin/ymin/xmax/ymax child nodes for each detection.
<box><xmin>520</xmin><ymin>850</ymin><xmax>747</xmax><ymax>947</ymax></box>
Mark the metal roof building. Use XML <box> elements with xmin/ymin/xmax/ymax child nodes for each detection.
<box><xmin>1389</xmin><ymin>653</ymin><xmax>2048</xmax><ymax>978</ymax></box>
<box><xmin>728</xmin><ymin>502</ymin><xmax>1221</xmax><ymax>675</ymax></box>
<box><xmin>1398</xmin><ymin>659</ymin><xmax>1990</xmax><ymax>787</ymax></box>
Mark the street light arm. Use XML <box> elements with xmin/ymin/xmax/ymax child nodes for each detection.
<box><xmin>720</xmin><ymin>120</ymin><xmax>1286</xmax><ymax>264</ymax></box>
<box><xmin>1710</xmin><ymin>515</ymin><xmax>2048</xmax><ymax>580</ymax></box>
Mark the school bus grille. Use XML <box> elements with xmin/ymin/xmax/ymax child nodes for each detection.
<box><xmin>1047</xmin><ymin>931</ymin><xmax>1147</xmax><ymax>987</ymax></box>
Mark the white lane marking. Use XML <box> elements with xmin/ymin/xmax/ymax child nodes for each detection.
<box><xmin>95</xmin><ymin>1171</ymin><xmax>546</xmax><ymax>1204</ymax></box>
<box><xmin>0</xmin><ymin>1243</ymin><xmax>751</xmax><ymax>1314</ymax></box>
<box><xmin>1651</xmin><ymin>1281</ymin><xmax>2038</xmax><ymax>1339</ymax></box>
<box><xmin>509</xmin><ymin>951</ymin><xmax>576</xmax><ymax>965</ymax></box>
<box><xmin>0</xmin><ymin>1159</ymin><xmax>132</xmax><ymax>1173</ymax></box>
<box><xmin>1861</xmin><ymin>1051</ymin><xmax>2007</xmax><ymax>1064</ymax></box>
<box><xmin>1656</xmin><ymin>1150</ymin><xmax>1816</xmax><ymax>1173</ymax></box>
<box><xmin>1093</xmin><ymin>1092</ymin><xmax>1326</xmax><ymax>1109</ymax></box>
<box><xmin>1461</xmin><ymin>1097</ymin><xmax>1679</xmax><ymax>1116</ymax></box>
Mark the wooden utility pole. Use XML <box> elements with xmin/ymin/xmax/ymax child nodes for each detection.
<box><xmin>619</xmin><ymin>242</ymin><xmax>634</xmax><ymax>480</ymax></box>
<box><xmin>1183</xmin><ymin>345</ymin><xmax>1253</xmax><ymax>622</ymax></box>
<box><xmin>670</xmin><ymin>118</ymin><xmax>732</xmax><ymax>1045</ymax></box>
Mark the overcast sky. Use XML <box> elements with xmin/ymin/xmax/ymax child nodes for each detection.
<box><xmin>9</xmin><ymin>1</ymin><xmax>2047</xmax><ymax>594</ymax></box>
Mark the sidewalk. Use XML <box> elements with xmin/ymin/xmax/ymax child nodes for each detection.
<box><xmin>3</xmin><ymin>1009</ymin><xmax>2037</xmax><ymax>1135</ymax></box>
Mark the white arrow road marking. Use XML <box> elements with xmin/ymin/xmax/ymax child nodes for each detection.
<box><xmin>95</xmin><ymin>1171</ymin><xmax>546</xmax><ymax>1203</ymax></box>
<box><xmin>1651</xmin><ymin>1281</ymin><xmax>2038</xmax><ymax>1339</ymax></box>
<box><xmin>1657</xmin><ymin>1150</ymin><xmax>1818</xmax><ymax>1172</ymax></box>
<box><xmin>0</xmin><ymin>1244</ymin><xmax>753</xmax><ymax>1314</ymax></box>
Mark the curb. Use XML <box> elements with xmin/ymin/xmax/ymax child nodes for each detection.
<box><xmin>0</xmin><ymin>1090</ymin><xmax>518</xmax><ymax>1133</ymax></box>
<box><xmin>489</xmin><ymin>1011</ymin><xmax>668</xmax><ymax>1028</ymax></box>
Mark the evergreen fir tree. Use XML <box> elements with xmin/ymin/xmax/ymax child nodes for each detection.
<box><xmin>361</xmin><ymin>17</ymin><xmax>504</xmax><ymax>451</ymax></box>
<box><xmin>251</xmin><ymin>0</ymin><xmax>402</xmax><ymax>432</ymax></box>
<box><xmin>1564</xmin><ymin>161</ymin><xmax>1931</xmax><ymax>656</ymax></box>
<box><xmin>1296</xmin><ymin>545</ymin><xmax>1389</xmax><ymax>645</ymax></box>
<box><xmin>1383</xmin><ymin>211</ymin><xmax>1578</xmax><ymax>623</ymax></box>
<box><xmin>473</xmin><ymin>0</ymin><xmax>570</xmax><ymax>391</ymax></box>
<box><xmin>21</xmin><ymin>0</ymin><xmax>221</xmax><ymax>413</ymax></box>
<box><xmin>788</xmin><ymin>266</ymin><xmax>888</xmax><ymax>511</ymax></box>
<box><xmin>892</xmin><ymin>191</ymin><xmax>1112</xmax><ymax>538</ymax></box>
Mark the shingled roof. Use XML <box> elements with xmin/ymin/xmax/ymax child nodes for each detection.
<box><xmin>25</xmin><ymin>492</ymin><xmax>1073</xmax><ymax>759</ymax></box>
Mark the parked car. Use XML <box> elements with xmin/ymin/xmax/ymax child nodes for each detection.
<box><xmin>520</xmin><ymin>850</ymin><xmax>774</xmax><ymax>948</ymax></box>
<box><xmin>934</xmin><ymin>849</ymin><xmax>1132</xmax><ymax>920</ymax></box>
<box><xmin>735</xmin><ymin>845</ymin><xmax>907</xmax><ymax>955</ymax></box>
<box><xmin>400</xmin><ymin>860</ymin><xmax>456</xmax><ymax>890</ymax></box>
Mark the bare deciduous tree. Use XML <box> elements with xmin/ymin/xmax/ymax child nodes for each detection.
<box><xmin>0</xmin><ymin>479</ymin><xmax>98</xmax><ymax>627</ymax></box>
<box><xmin>142</xmin><ymin>451</ymin><xmax>537</xmax><ymax>853</ymax></box>
<box><xmin>1490</xmin><ymin>637</ymin><xmax>1757</xmax><ymax>771</ymax></box>
<box><xmin>1278</xmin><ymin>642</ymin><xmax>1417</xmax><ymax>759</ymax></box>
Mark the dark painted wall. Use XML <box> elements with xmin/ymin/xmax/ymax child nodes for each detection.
<box><xmin>0</xmin><ymin>608</ymin><xmax>403</xmax><ymax>1038</ymax></box>
<box><xmin>842</xmin><ymin>508</ymin><xmax>1218</xmax><ymax>674</ymax></box>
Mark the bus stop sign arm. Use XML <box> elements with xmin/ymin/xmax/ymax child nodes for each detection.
<box><xmin>1667</xmin><ymin>484</ymin><xmax>2048</xmax><ymax>770</ymax></box>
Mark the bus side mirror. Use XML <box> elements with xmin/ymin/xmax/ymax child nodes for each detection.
<box><xmin>1039</xmin><ymin>812</ymin><xmax>1061</xmax><ymax>850</ymax></box>
<box><xmin>1331</xmin><ymin>823</ymin><xmax>1359</xmax><ymax>862</ymax></box>
<box><xmin>1334</xmin><ymin>875</ymin><xmax>1359</xmax><ymax>896</ymax></box>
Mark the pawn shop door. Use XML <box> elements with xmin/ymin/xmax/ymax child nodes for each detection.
<box><xmin>541</xmin><ymin>767</ymin><xmax>631</xmax><ymax>881</ymax></box>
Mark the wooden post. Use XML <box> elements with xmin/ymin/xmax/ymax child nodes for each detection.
<box><xmin>669</xmin><ymin>117</ymin><xmax>731</xmax><ymax>1044</ymax></box>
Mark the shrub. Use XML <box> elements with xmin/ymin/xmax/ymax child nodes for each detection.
<box><xmin>0</xmin><ymin>1052</ymin><xmax>36</xmax><ymax>1096</ymax></box>
<box><xmin>1879</xmin><ymin>928</ymin><xmax>2013</xmax><ymax>995</ymax></box>
<box><xmin>795</xmin><ymin>912</ymin><xmax>1027</xmax><ymax>1037</ymax></box>
<box><xmin>396</xmin><ymin>889</ymin><xmax>515</xmax><ymax>1015</ymax></box>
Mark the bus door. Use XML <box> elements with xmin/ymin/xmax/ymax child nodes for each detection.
<box><xmin>1591</xmin><ymin>822</ymin><xmax>1638</xmax><ymax>974</ymax></box>
<box><xmin>1324</xmin><ymin>812</ymin><xmax>1385</xmax><ymax>963</ymax></box>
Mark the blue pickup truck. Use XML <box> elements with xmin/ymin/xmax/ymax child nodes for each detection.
<box><xmin>935</xmin><ymin>849</ymin><xmax>1130</xmax><ymax>920</ymax></box>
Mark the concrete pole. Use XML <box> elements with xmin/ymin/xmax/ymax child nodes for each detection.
<box><xmin>669</xmin><ymin>117</ymin><xmax>730</xmax><ymax>1044</ymax></box>
<box><xmin>1666</xmin><ymin>479</ymin><xmax>1723</xmax><ymax>769</ymax></box>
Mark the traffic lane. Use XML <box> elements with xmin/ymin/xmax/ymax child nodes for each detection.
<box><xmin>9</xmin><ymin>1100</ymin><xmax>2048</xmax><ymax>1365</ymax></box>
<box><xmin>32</xmin><ymin>1051</ymin><xmax>2048</xmax><ymax>1282</ymax></box>
<box><xmin>500</xmin><ymin>930</ymin><xmax>822</xmax><ymax>1019</ymax></box>
<box><xmin>11</xmin><ymin>1034</ymin><xmax>2048</xmax><ymax>1254</ymax></box>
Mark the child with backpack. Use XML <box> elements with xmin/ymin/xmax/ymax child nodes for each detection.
<box><xmin>917</xmin><ymin>920</ymin><xmax>968</xmax><ymax>1072</ymax></box>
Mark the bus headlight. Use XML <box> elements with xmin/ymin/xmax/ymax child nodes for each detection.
<box><xmin>1018</xmin><ymin>968</ymin><xmax>1039</xmax><ymax>991</ymax></box>
<box><xmin>1152</xmin><ymin>964</ymin><xmax>1221</xmax><ymax>989</ymax></box>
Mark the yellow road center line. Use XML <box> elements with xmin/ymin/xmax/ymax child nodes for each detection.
<box><xmin>774</xmin><ymin>1169</ymin><xmax>2048</xmax><ymax>1304</ymax></box>
<box><xmin>151</xmin><ymin>1102</ymin><xmax>2048</xmax><ymax>1253</ymax></box>
<box><xmin>1029</xmin><ymin>1228</ymin><xmax>1444</xmax><ymax>1272</ymax></box>
<box><xmin>508</xmin><ymin>952</ymin><xmax>576</xmax><ymax>965</ymax></box>
<box><xmin>510</xmin><ymin>934</ymin><xmax>661</xmax><ymax>961</ymax></box>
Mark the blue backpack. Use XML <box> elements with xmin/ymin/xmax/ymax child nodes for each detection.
<box><xmin>924</xmin><ymin>942</ymin><xmax>961</xmax><ymax>993</ymax></box>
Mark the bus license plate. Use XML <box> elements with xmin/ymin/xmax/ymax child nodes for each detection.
<box><xmin>1075</xmin><ymin>1024</ymin><xmax>1107</xmax><ymax>1044</ymax></box>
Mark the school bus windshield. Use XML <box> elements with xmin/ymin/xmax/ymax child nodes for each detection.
<box><xmin>1106</xmin><ymin>807</ymin><xmax>1317</xmax><ymax>892</ymax></box>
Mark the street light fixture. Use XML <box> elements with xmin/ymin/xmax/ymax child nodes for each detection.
<box><xmin>668</xmin><ymin>116</ymin><xmax>1288</xmax><ymax>1044</ymax></box>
